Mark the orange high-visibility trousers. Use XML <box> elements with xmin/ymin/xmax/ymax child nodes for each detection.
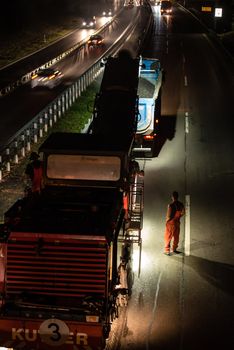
<box><xmin>123</xmin><ymin>193</ymin><xmax>128</xmax><ymax>219</ymax></box>
<box><xmin>164</xmin><ymin>219</ymin><xmax>180</xmax><ymax>253</ymax></box>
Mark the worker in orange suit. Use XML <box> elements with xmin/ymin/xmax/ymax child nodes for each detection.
<box><xmin>25</xmin><ymin>152</ymin><xmax>43</xmax><ymax>195</ymax></box>
<box><xmin>123</xmin><ymin>191</ymin><xmax>129</xmax><ymax>220</ymax></box>
<box><xmin>164</xmin><ymin>191</ymin><xmax>185</xmax><ymax>256</ymax></box>
<box><xmin>32</xmin><ymin>158</ymin><xmax>43</xmax><ymax>194</ymax></box>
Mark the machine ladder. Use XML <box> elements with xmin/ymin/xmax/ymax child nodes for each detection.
<box><xmin>125</xmin><ymin>171</ymin><xmax>144</xmax><ymax>244</ymax></box>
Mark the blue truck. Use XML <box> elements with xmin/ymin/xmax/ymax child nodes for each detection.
<box><xmin>134</xmin><ymin>57</ymin><xmax>163</xmax><ymax>158</ymax></box>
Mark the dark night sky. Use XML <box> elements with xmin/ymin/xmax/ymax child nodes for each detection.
<box><xmin>0</xmin><ymin>0</ymin><xmax>111</xmax><ymax>34</ymax></box>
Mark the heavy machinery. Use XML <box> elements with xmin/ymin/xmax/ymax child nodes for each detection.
<box><xmin>0</xmin><ymin>51</ymin><xmax>144</xmax><ymax>350</ymax></box>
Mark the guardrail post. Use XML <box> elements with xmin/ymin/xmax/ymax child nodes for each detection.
<box><xmin>44</xmin><ymin>112</ymin><xmax>48</xmax><ymax>133</ymax></box>
<box><xmin>49</xmin><ymin>108</ymin><xmax>53</xmax><ymax>128</ymax></box>
<box><xmin>21</xmin><ymin>134</ymin><xmax>25</xmax><ymax>158</ymax></box>
<box><xmin>75</xmin><ymin>81</ymin><xmax>78</xmax><ymax>99</ymax></box>
<box><xmin>84</xmin><ymin>74</ymin><xmax>87</xmax><ymax>91</ymax></box>
<box><xmin>33</xmin><ymin>123</ymin><xmax>38</xmax><ymax>143</ymax></box>
<box><xmin>78</xmin><ymin>80</ymin><xmax>81</xmax><ymax>97</ymax></box>
<box><xmin>81</xmin><ymin>76</ymin><xmax>84</xmax><ymax>93</ymax></box>
<box><xmin>69</xmin><ymin>88</ymin><xmax>72</xmax><ymax>107</ymax></box>
<box><xmin>58</xmin><ymin>99</ymin><xmax>61</xmax><ymax>118</ymax></box>
<box><xmin>84</xmin><ymin>75</ymin><xmax>86</xmax><ymax>90</ymax></box>
<box><xmin>6</xmin><ymin>148</ymin><xmax>10</xmax><ymax>172</ymax></box>
<box><xmin>0</xmin><ymin>156</ymin><xmax>2</xmax><ymax>182</ymax></box>
<box><xmin>14</xmin><ymin>141</ymin><xmax>19</xmax><ymax>164</ymax></box>
<box><xmin>53</xmin><ymin>104</ymin><xmax>57</xmax><ymax>124</ymax></box>
<box><xmin>62</xmin><ymin>96</ymin><xmax>65</xmax><ymax>114</ymax></box>
<box><xmin>71</xmin><ymin>86</ymin><xmax>74</xmax><ymax>104</ymax></box>
<box><xmin>65</xmin><ymin>91</ymin><xmax>69</xmax><ymax>111</ymax></box>
<box><xmin>26</xmin><ymin>129</ymin><xmax>31</xmax><ymax>152</ymax></box>
<box><xmin>39</xmin><ymin>118</ymin><xmax>43</xmax><ymax>138</ymax></box>
<box><xmin>90</xmin><ymin>69</ymin><xmax>92</xmax><ymax>85</ymax></box>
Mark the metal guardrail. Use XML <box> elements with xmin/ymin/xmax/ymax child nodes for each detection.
<box><xmin>0</xmin><ymin>3</ymin><xmax>153</xmax><ymax>182</ymax></box>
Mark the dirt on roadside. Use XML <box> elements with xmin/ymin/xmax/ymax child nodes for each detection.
<box><xmin>0</xmin><ymin>153</ymin><xmax>35</xmax><ymax>222</ymax></box>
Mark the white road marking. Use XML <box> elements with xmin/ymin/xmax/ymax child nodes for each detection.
<box><xmin>146</xmin><ymin>271</ymin><xmax>163</xmax><ymax>350</ymax></box>
<box><xmin>182</xmin><ymin>54</ymin><xmax>185</xmax><ymax>64</ymax></box>
<box><xmin>185</xmin><ymin>112</ymin><xmax>189</xmax><ymax>133</ymax></box>
<box><xmin>184</xmin><ymin>195</ymin><xmax>191</xmax><ymax>256</ymax></box>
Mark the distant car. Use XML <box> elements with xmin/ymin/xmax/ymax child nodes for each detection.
<box><xmin>126</xmin><ymin>0</ymin><xmax>134</xmax><ymax>8</ymax></box>
<box><xmin>160</xmin><ymin>0</ymin><xmax>172</xmax><ymax>14</ymax></box>
<box><xmin>31</xmin><ymin>68</ymin><xmax>63</xmax><ymax>89</ymax></box>
<box><xmin>102</xmin><ymin>9</ymin><xmax>112</xmax><ymax>17</ymax></box>
<box><xmin>88</xmin><ymin>34</ymin><xmax>104</xmax><ymax>48</ymax></box>
<box><xmin>81</xmin><ymin>16</ymin><xmax>96</xmax><ymax>28</ymax></box>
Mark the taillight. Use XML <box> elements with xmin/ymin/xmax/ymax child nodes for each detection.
<box><xmin>144</xmin><ymin>135</ymin><xmax>155</xmax><ymax>141</ymax></box>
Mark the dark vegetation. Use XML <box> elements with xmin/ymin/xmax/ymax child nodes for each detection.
<box><xmin>0</xmin><ymin>0</ymin><xmax>85</xmax><ymax>34</ymax></box>
<box><xmin>0</xmin><ymin>0</ymin><xmax>112</xmax><ymax>67</ymax></box>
